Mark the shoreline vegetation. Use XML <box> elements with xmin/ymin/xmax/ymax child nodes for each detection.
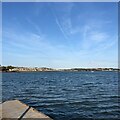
<box><xmin>0</xmin><ymin>65</ymin><xmax>119</xmax><ymax>72</ymax></box>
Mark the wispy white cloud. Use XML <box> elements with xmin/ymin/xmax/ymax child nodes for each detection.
<box><xmin>50</xmin><ymin>6</ymin><xmax>69</xmax><ymax>40</ymax></box>
<box><xmin>55</xmin><ymin>17</ymin><xmax>69</xmax><ymax>40</ymax></box>
<box><xmin>89</xmin><ymin>31</ymin><xmax>109</xmax><ymax>42</ymax></box>
<box><xmin>50</xmin><ymin>3</ymin><xmax>75</xmax><ymax>40</ymax></box>
<box><xmin>3</xmin><ymin>28</ymin><xmax>73</xmax><ymax>59</ymax></box>
<box><xmin>80</xmin><ymin>20</ymin><xmax>117</xmax><ymax>51</ymax></box>
<box><xmin>26</xmin><ymin>18</ymin><xmax>42</xmax><ymax>35</ymax></box>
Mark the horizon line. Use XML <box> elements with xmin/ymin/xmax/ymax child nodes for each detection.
<box><xmin>1</xmin><ymin>65</ymin><xmax>119</xmax><ymax>69</ymax></box>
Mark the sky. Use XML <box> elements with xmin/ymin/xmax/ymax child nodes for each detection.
<box><xmin>2</xmin><ymin>2</ymin><xmax>118</xmax><ymax>68</ymax></box>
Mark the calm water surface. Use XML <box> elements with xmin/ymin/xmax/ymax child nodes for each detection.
<box><xmin>2</xmin><ymin>71</ymin><xmax>120</xmax><ymax>120</ymax></box>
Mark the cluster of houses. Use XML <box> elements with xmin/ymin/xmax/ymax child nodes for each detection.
<box><xmin>0</xmin><ymin>65</ymin><xmax>54</xmax><ymax>72</ymax></box>
<box><xmin>9</xmin><ymin>67</ymin><xmax>54</xmax><ymax>72</ymax></box>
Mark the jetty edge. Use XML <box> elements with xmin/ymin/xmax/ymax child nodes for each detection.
<box><xmin>0</xmin><ymin>100</ymin><xmax>53</xmax><ymax>120</ymax></box>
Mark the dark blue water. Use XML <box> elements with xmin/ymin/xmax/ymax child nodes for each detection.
<box><xmin>2</xmin><ymin>71</ymin><xmax>120</xmax><ymax>120</ymax></box>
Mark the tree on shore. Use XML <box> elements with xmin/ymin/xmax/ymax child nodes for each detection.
<box><xmin>2</xmin><ymin>66</ymin><xmax>8</xmax><ymax>72</ymax></box>
<box><xmin>0</xmin><ymin>65</ymin><xmax>15</xmax><ymax>72</ymax></box>
<box><xmin>6</xmin><ymin>66</ymin><xmax>15</xmax><ymax>70</ymax></box>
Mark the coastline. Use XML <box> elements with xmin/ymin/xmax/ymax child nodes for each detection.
<box><xmin>0</xmin><ymin>65</ymin><xmax>119</xmax><ymax>73</ymax></box>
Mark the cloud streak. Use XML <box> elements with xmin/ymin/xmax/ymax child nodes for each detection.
<box><xmin>55</xmin><ymin>18</ymin><xmax>69</xmax><ymax>40</ymax></box>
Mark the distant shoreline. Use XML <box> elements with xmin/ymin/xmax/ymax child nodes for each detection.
<box><xmin>0</xmin><ymin>65</ymin><xmax>119</xmax><ymax>72</ymax></box>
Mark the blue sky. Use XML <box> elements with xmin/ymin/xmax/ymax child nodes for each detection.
<box><xmin>2</xmin><ymin>2</ymin><xmax>118</xmax><ymax>68</ymax></box>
